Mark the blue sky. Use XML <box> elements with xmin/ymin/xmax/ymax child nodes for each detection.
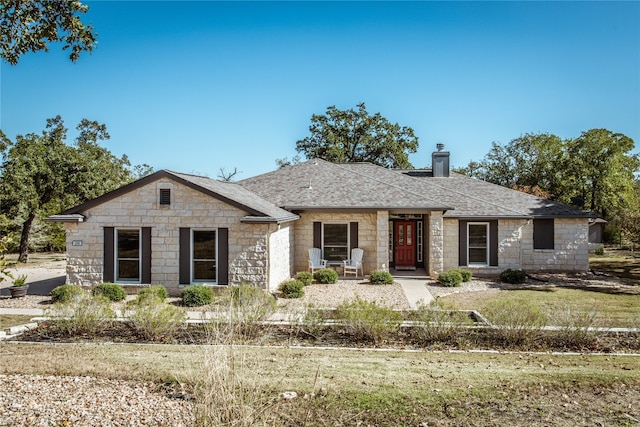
<box><xmin>1</xmin><ymin>1</ymin><xmax>639</xmax><ymax>179</ymax></box>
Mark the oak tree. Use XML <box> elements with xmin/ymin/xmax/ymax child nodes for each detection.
<box><xmin>295</xmin><ymin>103</ymin><xmax>419</xmax><ymax>168</ymax></box>
<box><xmin>0</xmin><ymin>0</ymin><xmax>96</xmax><ymax>65</ymax></box>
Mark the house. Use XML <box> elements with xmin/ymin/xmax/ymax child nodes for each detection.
<box><xmin>49</xmin><ymin>146</ymin><xmax>597</xmax><ymax>294</ymax></box>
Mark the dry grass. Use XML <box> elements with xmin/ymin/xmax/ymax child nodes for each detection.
<box><xmin>0</xmin><ymin>315</ymin><xmax>34</xmax><ymax>329</ymax></box>
<box><xmin>590</xmin><ymin>249</ymin><xmax>640</xmax><ymax>283</ymax></box>
<box><xmin>441</xmin><ymin>287</ymin><xmax>640</xmax><ymax>328</ymax></box>
<box><xmin>0</xmin><ymin>343</ymin><xmax>639</xmax><ymax>426</ymax></box>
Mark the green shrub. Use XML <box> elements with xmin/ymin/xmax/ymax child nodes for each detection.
<box><xmin>437</xmin><ymin>270</ymin><xmax>463</xmax><ymax>287</ymax></box>
<box><xmin>50</xmin><ymin>284</ymin><xmax>84</xmax><ymax>304</ymax></box>
<box><xmin>136</xmin><ymin>285</ymin><xmax>169</xmax><ymax>303</ymax></box>
<box><xmin>125</xmin><ymin>295</ymin><xmax>186</xmax><ymax>342</ymax></box>
<box><xmin>451</xmin><ymin>268</ymin><xmax>472</xmax><ymax>282</ymax></box>
<box><xmin>369</xmin><ymin>270</ymin><xmax>394</xmax><ymax>285</ymax></box>
<box><xmin>313</xmin><ymin>268</ymin><xmax>338</xmax><ymax>284</ymax></box>
<box><xmin>46</xmin><ymin>293</ymin><xmax>115</xmax><ymax>335</ymax></box>
<box><xmin>181</xmin><ymin>284</ymin><xmax>214</xmax><ymax>307</ymax></box>
<box><xmin>594</xmin><ymin>246</ymin><xmax>605</xmax><ymax>256</ymax></box>
<box><xmin>92</xmin><ymin>282</ymin><xmax>126</xmax><ymax>302</ymax></box>
<box><xmin>278</xmin><ymin>279</ymin><xmax>305</xmax><ymax>298</ymax></box>
<box><xmin>294</xmin><ymin>271</ymin><xmax>314</xmax><ymax>286</ymax></box>
<box><xmin>335</xmin><ymin>297</ymin><xmax>403</xmax><ymax>344</ymax></box>
<box><xmin>500</xmin><ymin>269</ymin><xmax>527</xmax><ymax>284</ymax></box>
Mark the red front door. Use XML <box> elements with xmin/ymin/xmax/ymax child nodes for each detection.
<box><xmin>394</xmin><ymin>221</ymin><xmax>416</xmax><ymax>268</ymax></box>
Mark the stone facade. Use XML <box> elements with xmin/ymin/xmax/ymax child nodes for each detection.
<box><xmin>428</xmin><ymin>212</ymin><xmax>444</xmax><ymax>276</ymax></box>
<box><xmin>292</xmin><ymin>211</ymin><xmax>383</xmax><ymax>274</ymax></box>
<box><xmin>63</xmin><ymin>178</ymin><xmax>289</xmax><ymax>294</ymax></box>
<box><xmin>442</xmin><ymin>217</ymin><xmax>589</xmax><ymax>274</ymax></box>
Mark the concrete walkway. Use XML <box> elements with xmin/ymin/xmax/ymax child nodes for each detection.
<box><xmin>394</xmin><ymin>278</ymin><xmax>434</xmax><ymax>308</ymax></box>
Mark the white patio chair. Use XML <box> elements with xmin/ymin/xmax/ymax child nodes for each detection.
<box><xmin>308</xmin><ymin>248</ymin><xmax>327</xmax><ymax>273</ymax></box>
<box><xmin>343</xmin><ymin>248</ymin><xmax>364</xmax><ymax>277</ymax></box>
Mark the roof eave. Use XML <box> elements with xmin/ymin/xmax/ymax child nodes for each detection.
<box><xmin>241</xmin><ymin>214</ymin><xmax>300</xmax><ymax>224</ymax></box>
<box><xmin>45</xmin><ymin>214</ymin><xmax>85</xmax><ymax>223</ymax></box>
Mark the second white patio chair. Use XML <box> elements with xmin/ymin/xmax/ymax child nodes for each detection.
<box><xmin>343</xmin><ymin>248</ymin><xmax>364</xmax><ymax>277</ymax></box>
<box><xmin>308</xmin><ymin>248</ymin><xmax>327</xmax><ymax>273</ymax></box>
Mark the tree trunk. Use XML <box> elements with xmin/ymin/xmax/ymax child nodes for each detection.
<box><xmin>18</xmin><ymin>211</ymin><xmax>36</xmax><ymax>263</ymax></box>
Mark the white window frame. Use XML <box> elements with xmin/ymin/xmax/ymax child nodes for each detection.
<box><xmin>115</xmin><ymin>228</ymin><xmax>141</xmax><ymax>283</ymax></box>
<box><xmin>191</xmin><ymin>228</ymin><xmax>218</xmax><ymax>284</ymax></box>
<box><xmin>322</xmin><ymin>222</ymin><xmax>350</xmax><ymax>262</ymax></box>
<box><xmin>467</xmin><ymin>222</ymin><xmax>489</xmax><ymax>266</ymax></box>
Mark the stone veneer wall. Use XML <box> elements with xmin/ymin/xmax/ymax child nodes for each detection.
<box><xmin>429</xmin><ymin>212</ymin><xmax>444</xmax><ymax>276</ymax></box>
<box><xmin>267</xmin><ymin>224</ymin><xmax>293</xmax><ymax>292</ymax></box>
<box><xmin>442</xmin><ymin>217</ymin><xmax>589</xmax><ymax>274</ymax></box>
<box><xmin>292</xmin><ymin>212</ymin><xmax>382</xmax><ymax>275</ymax></box>
<box><xmin>64</xmin><ymin>178</ymin><xmax>279</xmax><ymax>294</ymax></box>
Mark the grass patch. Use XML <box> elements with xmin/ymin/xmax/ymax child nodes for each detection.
<box><xmin>440</xmin><ymin>287</ymin><xmax>640</xmax><ymax>328</ymax></box>
<box><xmin>0</xmin><ymin>315</ymin><xmax>33</xmax><ymax>329</ymax></box>
<box><xmin>590</xmin><ymin>249</ymin><xmax>640</xmax><ymax>283</ymax></box>
<box><xmin>0</xmin><ymin>343</ymin><xmax>638</xmax><ymax>426</ymax></box>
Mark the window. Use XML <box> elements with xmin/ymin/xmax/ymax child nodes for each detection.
<box><xmin>192</xmin><ymin>230</ymin><xmax>216</xmax><ymax>282</ymax></box>
<box><xmin>159</xmin><ymin>188</ymin><xmax>171</xmax><ymax>205</ymax></box>
<box><xmin>534</xmin><ymin>219</ymin><xmax>554</xmax><ymax>250</ymax></box>
<box><xmin>116</xmin><ymin>229</ymin><xmax>140</xmax><ymax>282</ymax></box>
<box><xmin>323</xmin><ymin>223</ymin><xmax>349</xmax><ymax>262</ymax></box>
<box><xmin>468</xmin><ymin>223</ymin><xmax>489</xmax><ymax>265</ymax></box>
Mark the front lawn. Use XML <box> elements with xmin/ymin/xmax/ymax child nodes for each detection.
<box><xmin>1</xmin><ymin>343</ymin><xmax>639</xmax><ymax>426</ymax></box>
<box><xmin>440</xmin><ymin>287</ymin><xmax>640</xmax><ymax>328</ymax></box>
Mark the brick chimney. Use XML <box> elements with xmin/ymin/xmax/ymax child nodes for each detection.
<box><xmin>432</xmin><ymin>143</ymin><xmax>450</xmax><ymax>177</ymax></box>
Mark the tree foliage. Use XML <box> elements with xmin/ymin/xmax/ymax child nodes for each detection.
<box><xmin>295</xmin><ymin>103</ymin><xmax>419</xmax><ymax>168</ymax></box>
<box><xmin>0</xmin><ymin>0</ymin><xmax>97</xmax><ymax>65</ymax></box>
<box><xmin>0</xmin><ymin>116</ymin><xmax>147</xmax><ymax>262</ymax></box>
<box><xmin>458</xmin><ymin>129</ymin><xmax>639</xmax><ymax>243</ymax></box>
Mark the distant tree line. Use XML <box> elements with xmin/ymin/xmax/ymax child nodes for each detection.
<box><xmin>0</xmin><ymin>116</ymin><xmax>153</xmax><ymax>262</ymax></box>
<box><xmin>454</xmin><ymin>129</ymin><xmax>640</xmax><ymax>245</ymax></box>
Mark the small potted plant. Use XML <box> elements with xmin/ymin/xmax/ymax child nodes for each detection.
<box><xmin>1</xmin><ymin>256</ymin><xmax>28</xmax><ymax>298</ymax></box>
<box><xmin>8</xmin><ymin>274</ymin><xmax>29</xmax><ymax>298</ymax></box>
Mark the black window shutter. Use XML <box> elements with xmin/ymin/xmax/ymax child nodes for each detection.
<box><xmin>534</xmin><ymin>219</ymin><xmax>554</xmax><ymax>249</ymax></box>
<box><xmin>179</xmin><ymin>228</ymin><xmax>190</xmax><ymax>285</ymax></box>
<box><xmin>218</xmin><ymin>228</ymin><xmax>229</xmax><ymax>285</ymax></box>
<box><xmin>313</xmin><ymin>222</ymin><xmax>321</xmax><ymax>248</ymax></box>
<box><xmin>142</xmin><ymin>227</ymin><xmax>152</xmax><ymax>283</ymax></box>
<box><xmin>490</xmin><ymin>220</ymin><xmax>499</xmax><ymax>266</ymax></box>
<box><xmin>350</xmin><ymin>222</ymin><xmax>359</xmax><ymax>251</ymax></box>
<box><xmin>103</xmin><ymin>227</ymin><xmax>114</xmax><ymax>282</ymax></box>
<box><xmin>458</xmin><ymin>221</ymin><xmax>468</xmax><ymax>266</ymax></box>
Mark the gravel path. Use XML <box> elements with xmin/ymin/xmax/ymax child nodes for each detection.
<box><xmin>0</xmin><ymin>374</ymin><xmax>194</xmax><ymax>426</ymax></box>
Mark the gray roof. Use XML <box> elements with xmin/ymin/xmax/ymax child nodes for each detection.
<box><xmin>51</xmin><ymin>170</ymin><xmax>299</xmax><ymax>224</ymax></box>
<box><xmin>240</xmin><ymin>159</ymin><xmax>597</xmax><ymax>219</ymax></box>
<box><xmin>239</xmin><ymin>159</ymin><xmax>453</xmax><ymax>211</ymax></box>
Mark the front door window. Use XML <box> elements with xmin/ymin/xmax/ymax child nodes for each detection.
<box><xmin>394</xmin><ymin>221</ymin><xmax>416</xmax><ymax>267</ymax></box>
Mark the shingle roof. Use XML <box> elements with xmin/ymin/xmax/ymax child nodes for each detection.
<box><xmin>239</xmin><ymin>159</ymin><xmax>597</xmax><ymax>219</ymax></box>
<box><xmin>52</xmin><ymin>170</ymin><xmax>299</xmax><ymax>224</ymax></box>
<box><xmin>238</xmin><ymin>159</ymin><xmax>453</xmax><ymax>211</ymax></box>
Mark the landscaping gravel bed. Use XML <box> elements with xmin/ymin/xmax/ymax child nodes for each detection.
<box><xmin>0</xmin><ymin>374</ymin><xmax>194</xmax><ymax>426</ymax></box>
<box><xmin>276</xmin><ymin>280</ymin><xmax>410</xmax><ymax>312</ymax></box>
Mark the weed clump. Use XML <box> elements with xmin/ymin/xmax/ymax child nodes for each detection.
<box><xmin>46</xmin><ymin>293</ymin><xmax>115</xmax><ymax>335</ymax></box>
<box><xmin>126</xmin><ymin>295</ymin><xmax>186</xmax><ymax>342</ymax></box>
<box><xmin>136</xmin><ymin>285</ymin><xmax>169</xmax><ymax>303</ymax></box>
<box><xmin>335</xmin><ymin>296</ymin><xmax>403</xmax><ymax>344</ymax></box>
